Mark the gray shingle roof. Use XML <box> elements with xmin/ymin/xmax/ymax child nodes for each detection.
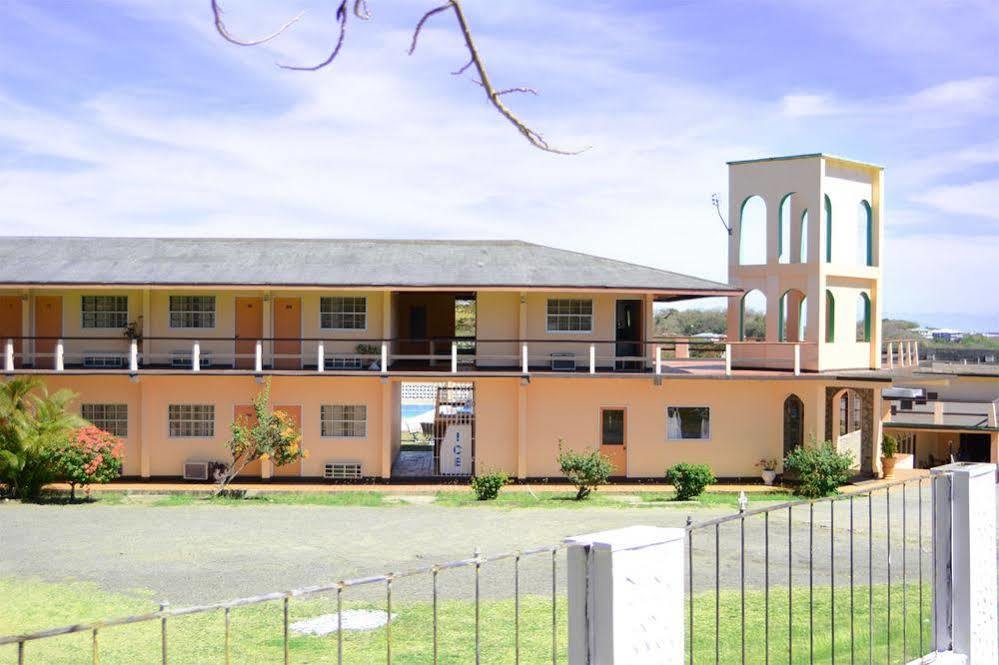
<box><xmin>0</xmin><ymin>237</ymin><xmax>736</xmax><ymax>294</ymax></box>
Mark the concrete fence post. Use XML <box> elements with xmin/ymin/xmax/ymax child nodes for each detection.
<box><xmin>315</xmin><ymin>341</ymin><xmax>323</xmax><ymax>373</ymax></box>
<box><xmin>129</xmin><ymin>339</ymin><xmax>139</xmax><ymax>372</ymax></box>
<box><xmin>55</xmin><ymin>339</ymin><xmax>64</xmax><ymax>371</ymax></box>
<box><xmin>565</xmin><ymin>526</ymin><xmax>685</xmax><ymax>664</ymax></box>
<box><xmin>5</xmin><ymin>339</ymin><xmax>14</xmax><ymax>371</ymax></box>
<box><xmin>931</xmin><ymin>462</ymin><xmax>998</xmax><ymax>663</ymax></box>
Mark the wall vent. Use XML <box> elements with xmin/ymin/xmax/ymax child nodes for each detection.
<box><xmin>550</xmin><ymin>352</ymin><xmax>577</xmax><ymax>371</ymax></box>
<box><xmin>183</xmin><ymin>461</ymin><xmax>209</xmax><ymax>481</ymax></box>
<box><xmin>324</xmin><ymin>462</ymin><xmax>362</xmax><ymax>480</ymax></box>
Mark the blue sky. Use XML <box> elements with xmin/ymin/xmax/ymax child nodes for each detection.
<box><xmin>0</xmin><ymin>0</ymin><xmax>997</xmax><ymax>329</ymax></box>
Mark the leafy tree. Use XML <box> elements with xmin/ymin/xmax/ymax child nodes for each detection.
<box><xmin>556</xmin><ymin>440</ymin><xmax>612</xmax><ymax>500</ymax></box>
<box><xmin>0</xmin><ymin>377</ymin><xmax>83</xmax><ymax>500</ymax></box>
<box><xmin>50</xmin><ymin>425</ymin><xmax>124</xmax><ymax>501</ymax></box>
<box><xmin>216</xmin><ymin>379</ymin><xmax>306</xmax><ymax>495</ymax></box>
<box><xmin>665</xmin><ymin>463</ymin><xmax>715</xmax><ymax>500</ymax></box>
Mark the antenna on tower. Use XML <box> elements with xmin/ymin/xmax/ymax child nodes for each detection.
<box><xmin>711</xmin><ymin>193</ymin><xmax>732</xmax><ymax>235</ymax></box>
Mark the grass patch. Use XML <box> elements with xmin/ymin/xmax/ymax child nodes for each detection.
<box><xmin>0</xmin><ymin>577</ymin><xmax>931</xmax><ymax>664</ymax></box>
<box><xmin>147</xmin><ymin>492</ymin><xmax>387</xmax><ymax>508</ymax></box>
<box><xmin>434</xmin><ymin>490</ymin><xmax>794</xmax><ymax>509</ymax></box>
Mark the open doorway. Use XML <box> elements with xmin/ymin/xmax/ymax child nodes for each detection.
<box><xmin>394</xmin><ymin>382</ymin><xmax>475</xmax><ymax>477</ymax></box>
<box><xmin>394</xmin><ymin>293</ymin><xmax>476</xmax><ymax>368</ymax></box>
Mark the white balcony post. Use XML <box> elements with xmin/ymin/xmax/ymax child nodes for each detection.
<box><xmin>566</xmin><ymin>526</ymin><xmax>685</xmax><ymax>664</ymax></box>
<box><xmin>887</xmin><ymin>341</ymin><xmax>894</xmax><ymax>369</ymax></box>
<box><xmin>931</xmin><ymin>462</ymin><xmax>998</xmax><ymax>662</ymax></box>
<box><xmin>129</xmin><ymin>339</ymin><xmax>139</xmax><ymax>372</ymax></box>
<box><xmin>55</xmin><ymin>339</ymin><xmax>64</xmax><ymax>371</ymax></box>
<box><xmin>914</xmin><ymin>340</ymin><xmax>920</xmax><ymax>367</ymax></box>
<box><xmin>724</xmin><ymin>343</ymin><xmax>732</xmax><ymax>376</ymax></box>
<box><xmin>255</xmin><ymin>340</ymin><xmax>264</xmax><ymax>373</ymax></box>
<box><xmin>906</xmin><ymin>340</ymin><xmax>913</xmax><ymax>367</ymax></box>
<box><xmin>315</xmin><ymin>341</ymin><xmax>324</xmax><ymax>373</ymax></box>
<box><xmin>5</xmin><ymin>339</ymin><xmax>14</xmax><ymax>372</ymax></box>
<box><xmin>589</xmin><ymin>344</ymin><xmax>596</xmax><ymax>374</ymax></box>
<box><xmin>380</xmin><ymin>342</ymin><xmax>388</xmax><ymax>373</ymax></box>
<box><xmin>793</xmin><ymin>343</ymin><xmax>801</xmax><ymax>376</ymax></box>
<box><xmin>451</xmin><ymin>341</ymin><xmax>458</xmax><ymax>373</ymax></box>
<box><xmin>655</xmin><ymin>345</ymin><xmax>662</xmax><ymax>376</ymax></box>
<box><xmin>522</xmin><ymin>343</ymin><xmax>529</xmax><ymax>374</ymax></box>
<box><xmin>192</xmin><ymin>341</ymin><xmax>200</xmax><ymax>372</ymax></box>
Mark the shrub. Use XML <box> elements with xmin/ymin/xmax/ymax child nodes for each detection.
<box><xmin>881</xmin><ymin>433</ymin><xmax>898</xmax><ymax>457</ymax></box>
<box><xmin>470</xmin><ymin>470</ymin><xmax>509</xmax><ymax>500</ymax></box>
<box><xmin>665</xmin><ymin>463</ymin><xmax>715</xmax><ymax>500</ymax></box>
<box><xmin>784</xmin><ymin>441</ymin><xmax>854</xmax><ymax>498</ymax></box>
<box><xmin>216</xmin><ymin>379</ymin><xmax>306</xmax><ymax>495</ymax></box>
<box><xmin>556</xmin><ymin>440</ymin><xmax>612</xmax><ymax>500</ymax></box>
<box><xmin>51</xmin><ymin>426</ymin><xmax>125</xmax><ymax>500</ymax></box>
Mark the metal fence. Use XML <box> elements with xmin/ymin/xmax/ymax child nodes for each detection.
<box><xmin>685</xmin><ymin>475</ymin><xmax>936</xmax><ymax>664</ymax></box>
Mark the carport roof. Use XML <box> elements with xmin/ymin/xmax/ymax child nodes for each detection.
<box><xmin>0</xmin><ymin>237</ymin><xmax>738</xmax><ymax>296</ymax></box>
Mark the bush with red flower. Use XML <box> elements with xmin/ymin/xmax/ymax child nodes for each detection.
<box><xmin>51</xmin><ymin>425</ymin><xmax>125</xmax><ymax>500</ymax></box>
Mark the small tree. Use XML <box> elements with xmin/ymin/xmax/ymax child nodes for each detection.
<box><xmin>51</xmin><ymin>426</ymin><xmax>124</xmax><ymax>501</ymax></box>
<box><xmin>665</xmin><ymin>463</ymin><xmax>715</xmax><ymax>501</ymax></box>
<box><xmin>216</xmin><ymin>380</ymin><xmax>305</xmax><ymax>495</ymax></box>
<box><xmin>556</xmin><ymin>440</ymin><xmax>612</xmax><ymax>500</ymax></box>
<box><xmin>784</xmin><ymin>439</ymin><xmax>854</xmax><ymax>498</ymax></box>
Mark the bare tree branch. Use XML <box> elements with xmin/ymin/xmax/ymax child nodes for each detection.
<box><xmin>277</xmin><ymin>0</ymin><xmax>349</xmax><ymax>71</ymax></box>
<box><xmin>211</xmin><ymin>0</ymin><xmax>304</xmax><ymax>46</ymax></box>
<box><xmin>353</xmin><ymin>0</ymin><xmax>371</xmax><ymax>20</ymax></box>
<box><xmin>408</xmin><ymin>4</ymin><xmax>452</xmax><ymax>55</ymax></box>
<box><xmin>451</xmin><ymin>57</ymin><xmax>474</xmax><ymax>76</ymax></box>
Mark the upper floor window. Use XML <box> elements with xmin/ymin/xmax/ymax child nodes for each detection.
<box><xmin>546</xmin><ymin>299</ymin><xmax>593</xmax><ymax>333</ymax></box>
<box><xmin>81</xmin><ymin>296</ymin><xmax>128</xmax><ymax>329</ymax></box>
<box><xmin>169</xmin><ymin>295</ymin><xmax>216</xmax><ymax>329</ymax></box>
<box><xmin>81</xmin><ymin>403</ymin><xmax>128</xmax><ymax>437</ymax></box>
<box><xmin>168</xmin><ymin>404</ymin><xmax>215</xmax><ymax>437</ymax></box>
<box><xmin>321</xmin><ymin>404</ymin><xmax>367</xmax><ymax>438</ymax></box>
<box><xmin>321</xmin><ymin>297</ymin><xmax>367</xmax><ymax>330</ymax></box>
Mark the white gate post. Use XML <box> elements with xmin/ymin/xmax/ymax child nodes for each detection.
<box><xmin>931</xmin><ymin>462</ymin><xmax>998</xmax><ymax>663</ymax></box>
<box><xmin>565</xmin><ymin>526</ymin><xmax>685</xmax><ymax>664</ymax></box>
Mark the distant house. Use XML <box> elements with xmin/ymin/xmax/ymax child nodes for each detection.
<box><xmin>931</xmin><ymin>329</ymin><xmax>965</xmax><ymax>342</ymax></box>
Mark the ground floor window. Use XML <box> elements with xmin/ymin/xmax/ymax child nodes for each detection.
<box><xmin>81</xmin><ymin>403</ymin><xmax>128</xmax><ymax>437</ymax></box>
<box><xmin>667</xmin><ymin>406</ymin><xmax>710</xmax><ymax>440</ymax></box>
<box><xmin>321</xmin><ymin>404</ymin><xmax>367</xmax><ymax>438</ymax></box>
<box><xmin>168</xmin><ymin>404</ymin><xmax>215</xmax><ymax>437</ymax></box>
<box><xmin>600</xmin><ymin>408</ymin><xmax>625</xmax><ymax>445</ymax></box>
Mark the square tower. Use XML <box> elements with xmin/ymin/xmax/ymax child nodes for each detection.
<box><xmin>725</xmin><ymin>154</ymin><xmax>884</xmax><ymax>372</ymax></box>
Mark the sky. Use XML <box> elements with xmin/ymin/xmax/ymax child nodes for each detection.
<box><xmin>0</xmin><ymin>0</ymin><xmax>997</xmax><ymax>330</ymax></box>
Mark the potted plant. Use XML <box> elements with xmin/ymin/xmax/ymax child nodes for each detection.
<box><xmin>755</xmin><ymin>458</ymin><xmax>779</xmax><ymax>486</ymax></box>
<box><xmin>881</xmin><ymin>434</ymin><xmax>899</xmax><ymax>479</ymax></box>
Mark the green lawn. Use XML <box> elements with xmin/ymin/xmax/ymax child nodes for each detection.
<box><xmin>0</xmin><ymin>578</ymin><xmax>931</xmax><ymax>664</ymax></box>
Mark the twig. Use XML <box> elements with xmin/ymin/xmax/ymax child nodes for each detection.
<box><xmin>408</xmin><ymin>3</ymin><xmax>452</xmax><ymax>55</ymax></box>
<box><xmin>211</xmin><ymin>0</ymin><xmax>304</xmax><ymax>46</ymax></box>
<box><xmin>353</xmin><ymin>0</ymin><xmax>371</xmax><ymax>20</ymax></box>
<box><xmin>451</xmin><ymin>57</ymin><xmax>474</xmax><ymax>76</ymax></box>
<box><xmin>278</xmin><ymin>0</ymin><xmax>349</xmax><ymax>71</ymax></box>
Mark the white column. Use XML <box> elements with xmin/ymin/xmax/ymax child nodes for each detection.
<box><xmin>793</xmin><ymin>343</ymin><xmax>801</xmax><ymax>376</ymax></box>
<box><xmin>315</xmin><ymin>341</ymin><xmax>324</xmax><ymax>373</ymax></box>
<box><xmin>451</xmin><ymin>341</ymin><xmax>458</xmax><ymax>373</ymax></box>
<box><xmin>655</xmin><ymin>346</ymin><xmax>662</xmax><ymax>376</ymax></box>
<box><xmin>380</xmin><ymin>342</ymin><xmax>388</xmax><ymax>373</ymax></box>
<box><xmin>522</xmin><ymin>343</ymin><xmax>529</xmax><ymax>374</ymax></box>
<box><xmin>589</xmin><ymin>344</ymin><xmax>596</xmax><ymax>374</ymax></box>
<box><xmin>931</xmin><ymin>462</ymin><xmax>998</xmax><ymax>663</ymax></box>
<box><xmin>566</xmin><ymin>526</ymin><xmax>685</xmax><ymax>664</ymax></box>
<box><xmin>887</xmin><ymin>341</ymin><xmax>894</xmax><ymax>369</ymax></box>
<box><xmin>129</xmin><ymin>339</ymin><xmax>139</xmax><ymax>372</ymax></box>
<box><xmin>5</xmin><ymin>339</ymin><xmax>14</xmax><ymax>371</ymax></box>
<box><xmin>724</xmin><ymin>343</ymin><xmax>732</xmax><ymax>376</ymax></box>
<box><xmin>192</xmin><ymin>341</ymin><xmax>200</xmax><ymax>372</ymax></box>
<box><xmin>256</xmin><ymin>340</ymin><xmax>264</xmax><ymax>373</ymax></box>
<box><xmin>914</xmin><ymin>340</ymin><xmax>920</xmax><ymax>367</ymax></box>
<box><xmin>55</xmin><ymin>339</ymin><xmax>64</xmax><ymax>371</ymax></box>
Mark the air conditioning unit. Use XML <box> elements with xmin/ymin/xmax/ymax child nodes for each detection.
<box><xmin>183</xmin><ymin>461</ymin><xmax>209</xmax><ymax>481</ymax></box>
<box><xmin>324</xmin><ymin>462</ymin><xmax>362</xmax><ymax>480</ymax></box>
<box><xmin>550</xmin><ymin>352</ymin><xmax>576</xmax><ymax>371</ymax></box>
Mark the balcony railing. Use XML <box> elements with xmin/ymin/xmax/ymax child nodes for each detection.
<box><xmin>882</xmin><ymin>339</ymin><xmax>920</xmax><ymax>369</ymax></box>
<box><xmin>2</xmin><ymin>336</ymin><xmax>815</xmax><ymax>377</ymax></box>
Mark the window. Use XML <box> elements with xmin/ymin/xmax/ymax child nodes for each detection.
<box><xmin>857</xmin><ymin>200</ymin><xmax>873</xmax><ymax>266</ymax></box>
<box><xmin>739</xmin><ymin>290</ymin><xmax>766</xmax><ymax>341</ymax></box>
<box><xmin>82</xmin><ymin>296</ymin><xmax>128</xmax><ymax>329</ymax></box>
<box><xmin>667</xmin><ymin>407</ymin><xmax>710</xmax><ymax>440</ymax></box>
<box><xmin>169</xmin><ymin>296</ymin><xmax>215</xmax><ymax>328</ymax></box>
<box><xmin>321</xmin><ymin>404</ymin><xmax>367</xmax><ymax>438</ymax></box>
<box><xmin>783</xmin><ymin>395</ymin><xmax>803</xmax><ymax>456</ymax></box>
<box><xmin>168</xmin><ymin>404</ymin><xmax>215</xmax><ymax>437</ymax></box>
<box><xmin>825</xmin><ymin>291</ymin><xmax>836</xmax><ymax>343</ymax></box>
<box><xmin>321</xmin><ymin>297</ymin><xmax>367</xmax><ymax>330</ymax></box>
<box><xmin>82</xmin><ymin>403</ymin><xmax>128</xmax><ymax>437</ymax></box>
<box><xmin>856</xmin><ymin>293</ymin><xmax>871</xmax><ymax>342</ymax></box>
<box><xmin>824</xmin><ymin>195</ymin><xmax>833</xmax><ymax>263</ymax></box>
<box><xmin>601</xmin><ymin>408</ymin><xmax>625</xmax><ymax>445</ymax></box>
<box><xmin>546</xmin><ymin>299</ymin><xmax>593</xmax><ymax>333</ymax></box>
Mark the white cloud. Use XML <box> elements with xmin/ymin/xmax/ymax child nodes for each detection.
<box><xmin>780</xmin><ymin>93</ymin><xmax>841</xmax><ymax>118</ymax></box>
<box><xmin>913</xmin><ymin>179</ymin><xmax>999</xmax><ymax>221</ymax></box>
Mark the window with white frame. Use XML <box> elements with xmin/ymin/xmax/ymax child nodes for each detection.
<box><xmin>168</xmin><ymin>404</ymin><xmax>215</xmax><ymax>437</ymax></box>
<box><xmin>666</xmin><ymin>406</ymin><xmax>711</xmax><ymax>440</ymax></box>
<box><xmin>81</xmin><ymin>296</ymin><xmax>128</xmax><ymax>329</ymax></box>
<box><xmin>81</xmin><ymin>403</ymin><xmax>128</xmax><ymax>437</ymax></box>
<box><xmin>546</xmin><ymin>299</ymin><xmax>593</xmax><ymax>332</ymax></box>
<box><xmin>169</xmin><ymin>296</ymin><xmax>216</xmax><ymax>328</ymax></box>
<box><xmin>320</xmin><ymin>404</ymin><xmax>367</xmax><ymax>438</ymax></box>
<box><xmin>320</xmin><ymin>297</ymin><xmax>367</xmax><ymax>330</ymax></box>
